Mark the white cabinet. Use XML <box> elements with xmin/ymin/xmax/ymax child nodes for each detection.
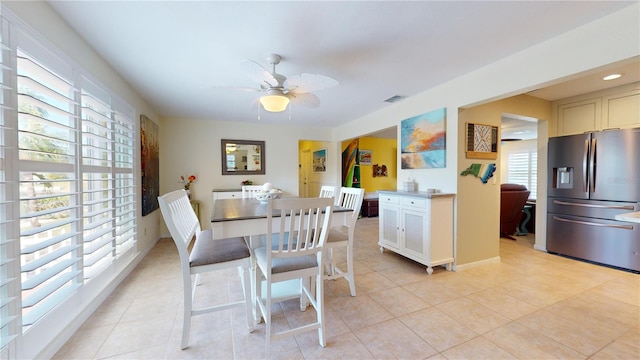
<box><xmin>554</xmin><ymin>82</ymin><xmax>639</xmax><ymax>136</ymax></box>
<box><xmin>557</xmin><ymin>97</ymin><xmax>601</xmax><ymax>135</ymax></box>
<box><xmin>211</xmin><ymin>189</ymin><xmax>242</xmax><ymax>203</ymax></box>
<box><xmin>602</xmin><ymin>88</ymin><xmax>640</xmax><ymax>129</ymax></box>
<box><xmin>378</xmin><ymin>191</ymin><xmax>455</xmax><ymax>274</ymax></box>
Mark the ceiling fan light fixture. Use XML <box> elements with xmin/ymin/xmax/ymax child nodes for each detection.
<box><xmin>260</xmin><ymin>91</ymin><xmax>290</xmax><ymax>112</ymax></box>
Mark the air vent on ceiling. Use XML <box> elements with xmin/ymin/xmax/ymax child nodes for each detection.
<box><xmin>384</xmin><ymin>95</ymin><xmax>407</xmax><ymax>103</ymax></box>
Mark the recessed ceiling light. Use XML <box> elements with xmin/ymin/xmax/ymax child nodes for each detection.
<box><xmin>602</xmin><ymin>73</ymin><xmax>622</xmax><ymax>81</ymax></box>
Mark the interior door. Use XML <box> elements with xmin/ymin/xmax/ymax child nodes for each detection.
<box><xmin>299</xmin><ymin>150</ymin><xmax>310</xmax><ymax>197</ymax></box>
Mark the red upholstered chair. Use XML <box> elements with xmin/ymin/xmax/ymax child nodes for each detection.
<box><xmin>500</xmin><ymin>184</ymin><xmax>530</xmax><ymax>240</ymax></box>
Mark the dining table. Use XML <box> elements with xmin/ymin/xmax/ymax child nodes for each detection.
<box><xmin>210</xmin><ymin>197</ymin><xmax>353</xmax><ymax>243</ymax></box>
<box><xmin>210</xmin><ymin>197</ymin><xmax>353</xmax><ymax>319</ymax></box>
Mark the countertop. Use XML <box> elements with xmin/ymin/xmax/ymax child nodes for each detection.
<box><xmin>615</xmin><ymin>211</ymin><xmax>640</xmax><ymax>224</ymax></box>
<box><xmin>211</xmin><ymin>188</ymin><xmax>242</xmax><ymax>192</ymax></box>
<box><xmin>377</xmin><ymin>190</ymin><xmax>455</xmax><ymax>199</ymax></box>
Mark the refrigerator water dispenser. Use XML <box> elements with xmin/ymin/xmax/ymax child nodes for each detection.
<box><xmin>554</xmin><ymin>167</ymin><xmax>573</xmax><ymax>189</ymax></box>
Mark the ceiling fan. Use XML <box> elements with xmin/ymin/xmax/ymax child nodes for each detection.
<box><xmin>232</xmin><ymin>53</ymin><xmax>339</xmax><ymax>112</ymax></box>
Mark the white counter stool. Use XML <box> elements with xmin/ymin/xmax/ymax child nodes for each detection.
<box><xmin>324</xmin><ymin>187</ymin><xmax>364</xmax><ymax>296</ymax></box>
<box><xmin>158</xmin><ymin>189</ymin><xmax>253</xmax><ymax>349</ymax></box>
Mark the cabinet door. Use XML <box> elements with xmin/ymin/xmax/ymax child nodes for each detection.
<box><xmin>379</xmin><ymin>206</ymin><xmax>400</xmax><ymax>249</ymax></box>
<box><xmin>402</xmin><ymin>208</ymin><xmax>426</xmax><ymax>259</ymax></box>
<box><xmin>602</xmin><ymin>89</ymin><xmax>640</xmax><ymax>129</ymax></box>
<box><xmin>557</xmin><ymin>98</ymin><xmax>601</xmax><ymax>135</ymax></box>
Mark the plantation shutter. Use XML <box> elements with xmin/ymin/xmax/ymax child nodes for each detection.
<box><xmin>0</xmin><ymin>16</ymin><xmax>19</xmax><ymax>351</ymax></box>
<box><xmin>112</xmin><ymin>101</ymin><xmax>135</xmax><ymax>258</ymax></box>
<box><xmin>16</xmin><ymin>39</ymin><xmax>81</xmax><ymax>328</ymax></box>
<box><xmin>506</xmin><ymin>146</ymin><xmax>537</xmax><ymax>200</ymax></box>
<box><xmin>79</xmin><ymin>77</ymin><xmax>135</xmax><ymax>280</ymax></box>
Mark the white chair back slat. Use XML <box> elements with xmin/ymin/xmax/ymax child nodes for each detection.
<box><xmin>242</xmin><ymin>185</ymin><xmax>264</xmax><ymax>198</ymax></box>
<box><xmin>337</xmin><ymin>187</ymin><xmax>365</xmax><ymax>226</ymax></box>
<box><xmin>267</xmin><ymin>197</ymin><xmax>333</xmax><ymax>260</ymax></box>
<box><xmin>319</xmin><ymin>185</ymin><xmax>336</xmax><ymax>199</ymax></box>
<box><xmin>159</xmin><ymin>190</ymin><xmax>199</xmax><ymax>254</ymax></box>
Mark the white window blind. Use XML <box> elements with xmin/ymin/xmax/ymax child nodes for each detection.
<box><xmin>17</xmin><ymin>48</ymin><xmax>81</xmax><ymax>328</ymax></box>
<box><xmin>503</xmin><ymin>140</ymin><xmax>537</xmax><ymax>200</ymax></box>
<box><xmin>0</xmin><ymin>17</ymin><xmax>139</xmax><ymax>351</ymax></box>
<box><xmin>1</xmin><ymin>16</ymin><xmax>19</xmax><ymax>351</ymax></box>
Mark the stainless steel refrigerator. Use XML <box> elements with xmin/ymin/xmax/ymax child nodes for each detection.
<box><xmin>547</xmin><ymin>128</ymin><xmax>640</xmax><ymax>272</ymax></box>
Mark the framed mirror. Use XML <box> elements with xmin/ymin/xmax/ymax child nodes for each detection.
<box><xmin>221</xmin><ymin>139</ymin><xmax>265</xmax><ymax>175</ymax></box>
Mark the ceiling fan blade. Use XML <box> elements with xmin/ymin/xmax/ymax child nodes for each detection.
<box><xmin>285</xmin><ymin>73</ymin><xmax>339</xmax><ymax>94</ymax></box>
<box><xmin>287</xmin><ymin>92</ymin><xmax>320</xmax><ymax>108</ymax></box>
<box><xmin>242</xmin><ymin>59</ymin><xmax>278</xmax><ymax>87</ymax></box>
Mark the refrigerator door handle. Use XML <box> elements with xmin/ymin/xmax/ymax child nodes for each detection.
<box><xmin>552</xmin><ymin>200</ymin><xmax>636</xmax><ymax>210</ymax></box>
<box><xmin>589</xmin><ymin>138</ymin><xmax>597</xmax><ymax>193</ymax></box>
<box><xmin>582</xmin><ymin>139</ymin><xmax>589</xmax><ymax>193</ymax></box>
<box><xmin>553</xmin><ymin>216</ymin><xmax>634</xmax><ymax>230</ymax></box>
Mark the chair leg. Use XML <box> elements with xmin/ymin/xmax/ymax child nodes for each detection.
<box><xmin>316</xmin><ymin>272</ymin><xmax>326</xmax><ymax>348</ymax></box>
<box><xmin>264</xmin><ymin>276</ymin><xmax>272</xmax><ymax>359</ymax></box>
<box><xmin>241</xmin><ymin>265</ymin><xmax>255</xmax><ymax>331</ymax></box>
<box><xmin>346</xmin><ymin>244</ymin><xmax>356</xmax><ymax>297</ymax></box>
<box><xmin>181</xmin><ymin>274</ymin><xmax>194</xmax><ymax>349</ymax></box>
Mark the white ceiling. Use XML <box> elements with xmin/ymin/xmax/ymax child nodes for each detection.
<box><xmin>46</xmin><ymin>1</ymin><xmax>638</xmax><ymax>130</ymax></box>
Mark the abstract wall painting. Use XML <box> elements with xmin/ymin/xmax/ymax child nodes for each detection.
<box><xmin>141</xmin><ymin>115</ymin><xmax>159</xmax><ymax>216</ymax></box>
<box><xmin>401</xmin><ymin>108</ymin><xmax>446</xmax><ymax>169</ymax></box>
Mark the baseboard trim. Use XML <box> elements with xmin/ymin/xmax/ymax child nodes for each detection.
<box><xmin>454</xmin><ymin>256</ymin><xmax>501</xmax><ymax>272</ymax></box>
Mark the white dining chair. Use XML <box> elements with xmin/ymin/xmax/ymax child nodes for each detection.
<box><xmin>242</xmin><ymin>185</ymin><xmax>264</xmax><ymax>198</ymax></box>
<box><xmin>319</xmin><ymin>185</ymin><xmax>336</xmax><ymax>199</ymax></box>
<box><xmin>324</xmin><ymin>187</ymin><xmax>364</xmax><ymax>297</ymax></box>
<box><xmin>158</xmin><ymin>189</ymin><xmax>253</xmax><ymax>349</ymax></box>
<box><xmin>254</xmin><ymin>197</ymin><xmax>334</xmax><ymax>358</ymax></box>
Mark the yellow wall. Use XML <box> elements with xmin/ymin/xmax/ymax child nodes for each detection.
<box><xmin>341</xmin><ymin>137</ymin><xmax>398</xmax><ymax>193</ymax></box>
<box><xmin>358</xmin><ymin>137</ymin><xmax>397</xmax><ymax>193</ymax></box>
<box><xmin>456</xmin><ymin>94</ymin><xmax>551</xmax><ymax>265</ymax></box>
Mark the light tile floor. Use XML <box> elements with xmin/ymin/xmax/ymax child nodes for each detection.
<box><xmin>54</xmin><ymin>217</ymin><xmax>639</xmax><ymax>359</ymax></box>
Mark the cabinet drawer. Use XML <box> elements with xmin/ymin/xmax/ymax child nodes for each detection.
<box><xmin>401</xmin><ymin>197</ymin><xmax>426</xmax><ymax>208</ymax></box>
<box><xmin>213</xmin><ymin>191</ymin><xmax>242</xmax><ymax>200</ymax></box>
<box><xmin>379</xmin><ymin>195</ymin><xmax>399</xmax><ymax>205</ymax></box>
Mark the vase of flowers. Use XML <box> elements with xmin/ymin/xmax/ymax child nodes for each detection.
<box><xmin>180</xmin><ymin>175</ymin><xmax>196</xmax><ymax>198</ymax></box>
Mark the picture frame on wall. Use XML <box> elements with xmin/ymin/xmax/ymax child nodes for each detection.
<box><xmin>465</xmin><ymin>122</ymin><xmax>498</xmax><ymax>159</ymax></box>
<box><xmin>140</xmin><ymin>115</ymin><xmax>159</xmax><ymax>216</ymax></box>
<box><xmin>400</xmin><ymin>107</ymin><xmax>446</xmax><ymax>169</ymax></box>
<box><xmin>359</xmin><ymin>149</ymin><xmax>372</xmax><ymax>165</ymax></box>
<box><xmin>312</xmin><ymin>148</ymin><xmax>327</xmax><ymax>172</ymax></box>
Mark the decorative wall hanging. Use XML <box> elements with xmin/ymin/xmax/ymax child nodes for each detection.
<box><xmin>312</xmin><ymin>148</ymin><xmax>327</xmax><ymax>172</ymax></box>
<box><xmin>342</xmin><ymin>140</ymin><xmax>359</xmax><ymax>187</ymax></box>
<box><xmin>140</xmin><ymin>115</ymin><xmax>159</xmax><ymax>216</ymax></box>
<box><xmin>373</xmin><ymin>164</ymin><xmax>388</xmax><ymax>177</ymax></box>
<box><xmin>460</xmin><ymin>163</ymin><xmax>496</xmax><ymax>184</ymax></box>
<box><xmin>401</xmin><ymin>108</ymin><xmax>446</xmax><ymax>169</ymax></box>
<box><xmin>359</xmin><ymin>150</ymin><xmax>372</xmax><ymax>165</ymax></box>
<box><xmin>466</xmin><ymin>122</ymin><xmax>498</xmax><ymax>159</ymax></box>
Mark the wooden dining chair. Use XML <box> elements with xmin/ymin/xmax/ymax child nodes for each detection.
<box><xmin>242</xmin><ymin>185</ymin><xmax>264</xmax><ymax>199</ymax></box>
<box><xmin>324</xmin><ymin>187</ymin><xmax>364</xmax><ymax>296</ymax></box>
<box><xmin>319</xmin><ymin>185</ymin><xmax>336</xmax><ymax>199</ymax></box>
<box><xmin>254</xmin><ymin>197</ymin><xmax>334</xmax><ymax>358</ymax></box>
<box><xmin>158</xmin><ymin>190</ymin><xmax>253</xmax><ymax>349</ymax></box>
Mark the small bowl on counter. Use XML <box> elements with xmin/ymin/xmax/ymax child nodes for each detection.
<box><xmin>255</xmin><ymin>190</ymin><xmax>283</xmax><ymax>204</ymax></box>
